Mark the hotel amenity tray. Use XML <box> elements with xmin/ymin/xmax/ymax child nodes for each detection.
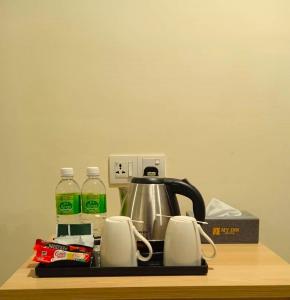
<box><xmin>35</xmin><ymin>259</ymin><xmax>208</xmax><ymax>277</ymax></box>
<box><xmin>35</xmin><ymin>239</ymin><xmax>208</xmax><ymax>277</ymax></box>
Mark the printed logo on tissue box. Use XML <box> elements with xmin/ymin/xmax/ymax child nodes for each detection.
<box><xmin>212</xmin><ymin>227</ymin><xmax>240</xmax><ymax>236</ymax></box>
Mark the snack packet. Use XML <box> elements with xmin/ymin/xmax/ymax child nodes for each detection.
<box><xmin>33</xmin><ymin>239</ymin><xmax>92</xmax><ymax>264</ymax></box>
<box><xmin>34</xmin><ymin>239</ymin><xmax>93</xmax><ymax>253</ymax></box>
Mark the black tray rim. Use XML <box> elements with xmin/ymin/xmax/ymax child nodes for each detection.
<box><xmin>35</xmin><ymin>259</ymin><xmax>208</xmax><ymax>277</ymax></box>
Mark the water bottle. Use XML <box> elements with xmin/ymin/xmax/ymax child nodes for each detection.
<box><xmin>81</xmin><ymin>167</ymin><xmax>107</xmax><ymax>237</ymax></box>
<box><xmin>55</xmin><ymin>168</ymin><xmax>81</xmax><ymax>224</ymax></box>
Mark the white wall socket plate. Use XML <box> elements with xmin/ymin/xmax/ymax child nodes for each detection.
<box><xmin>109</xmin><ymin>154</ymin><xmax>166</xmax><ymax>185</ymax></box>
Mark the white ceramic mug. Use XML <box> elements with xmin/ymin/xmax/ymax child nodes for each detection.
<box><xmin>100</xmin><ymin>216</ymin><xmax>153</xmax><ymax>267</ymax></box>
<box><xmin>164</xmin><ymin>216</ymin><xmax>216</xmax><ymax>266</ymax></box>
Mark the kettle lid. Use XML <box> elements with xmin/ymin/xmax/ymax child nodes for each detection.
<box><xmin>131</xmin><ymin>177</ymin><xmax>165</xmax><ymax>184</ymax></box>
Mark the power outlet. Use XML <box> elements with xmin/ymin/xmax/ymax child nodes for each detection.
<box><xmin>138</xmin><ymin>155</ymin><xmax>166</xmax><ymax>177</ymax></box>
<box><xmin>114</xmin><ymin>161</ymin><xmax>128</xmax><ymax>178</ymax></box>
<box><xmin>109</xmin><ymin>155</ymin><xmax>138</xmax><ymax>185</ymax></box>
<box><xmin>109</xmin><ymin>154</ymin><xmax>166</xmax><ymax>185</ymax></box>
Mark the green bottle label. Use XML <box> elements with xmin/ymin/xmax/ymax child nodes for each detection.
<box><xmin>56</xmin><ymin>193</ymin><xmax>81</xmax><ymax>215</ymax></box>
<box><xmin>82</xmin><ymin>193</ymin><xmax>107</xmax><ymax>214</ymax></box>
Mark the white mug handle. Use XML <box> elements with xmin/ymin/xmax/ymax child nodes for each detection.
<box><xmin>132</xmin><ymin>226</ymin><xmax>153</xmax><ymax>262</ymax></box>
<box><xmin>197</xmin><ymin>223</ymin><xmax>217</xmax><ymax>260</ymax></box>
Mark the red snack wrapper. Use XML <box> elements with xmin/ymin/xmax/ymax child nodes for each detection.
<box><xmin>33</xmin><ymin>239</ymin><xmax>92</xmax><ymax>264</ymax></box>
<box><xmin>34</xmin><ymin>239</ymin><xmax>93</xmax><ymax>253</ymax></box>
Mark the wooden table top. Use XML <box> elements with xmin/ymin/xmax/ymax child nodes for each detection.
<box><xmin>0</xmin><ymin>243</ymin><xmax>290</xmax><ymax>300</ymax></box>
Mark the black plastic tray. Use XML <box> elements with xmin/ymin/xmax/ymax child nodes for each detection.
<box><xmin>35</xmin><ymin>259</ymin><xmax>208</xmax><ymax>277</ymax></box>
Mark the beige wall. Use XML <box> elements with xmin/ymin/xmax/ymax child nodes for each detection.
<box><xmin>1</xmin><ymin>0</ymin><xmax>290</xmax><ymax>284</ymax></box>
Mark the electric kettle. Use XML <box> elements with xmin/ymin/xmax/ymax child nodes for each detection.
<box><xmin>120</xmin><ymin>177</ymin><xmax>205</xmax><ymax>240</ymax></box>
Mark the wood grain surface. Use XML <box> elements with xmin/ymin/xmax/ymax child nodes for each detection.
<box><xmin>0</xmin><ymin>244</ymin><xmax>290</xmax><ymax>300</ymax></box>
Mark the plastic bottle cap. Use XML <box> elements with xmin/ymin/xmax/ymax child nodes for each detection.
<box><xmin>87</xmin><ymin>167</ymin><xmax>100</xmax><ymax>176</ymax></box>
<box><xmin>60</xmin><ymin>167</ymin><xmax>74</xmax><ymax>177</ymax></box>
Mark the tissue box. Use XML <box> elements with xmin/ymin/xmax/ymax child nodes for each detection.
<box><xmin>187</xmin><ymin>211</ymin><xmax>259</xmax><ymax>243</ymax></box>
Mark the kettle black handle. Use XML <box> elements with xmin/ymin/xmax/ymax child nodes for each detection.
<box><xmin>164</xmin><ymin>178</ymin><xmax>206</xmax><ymax>222</ymax></box>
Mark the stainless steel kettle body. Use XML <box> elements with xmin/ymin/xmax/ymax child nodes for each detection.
<box><xmin>120</xmin><ymin>177</ymin><xmax>205</xmax><ymax>240</ymax></box>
